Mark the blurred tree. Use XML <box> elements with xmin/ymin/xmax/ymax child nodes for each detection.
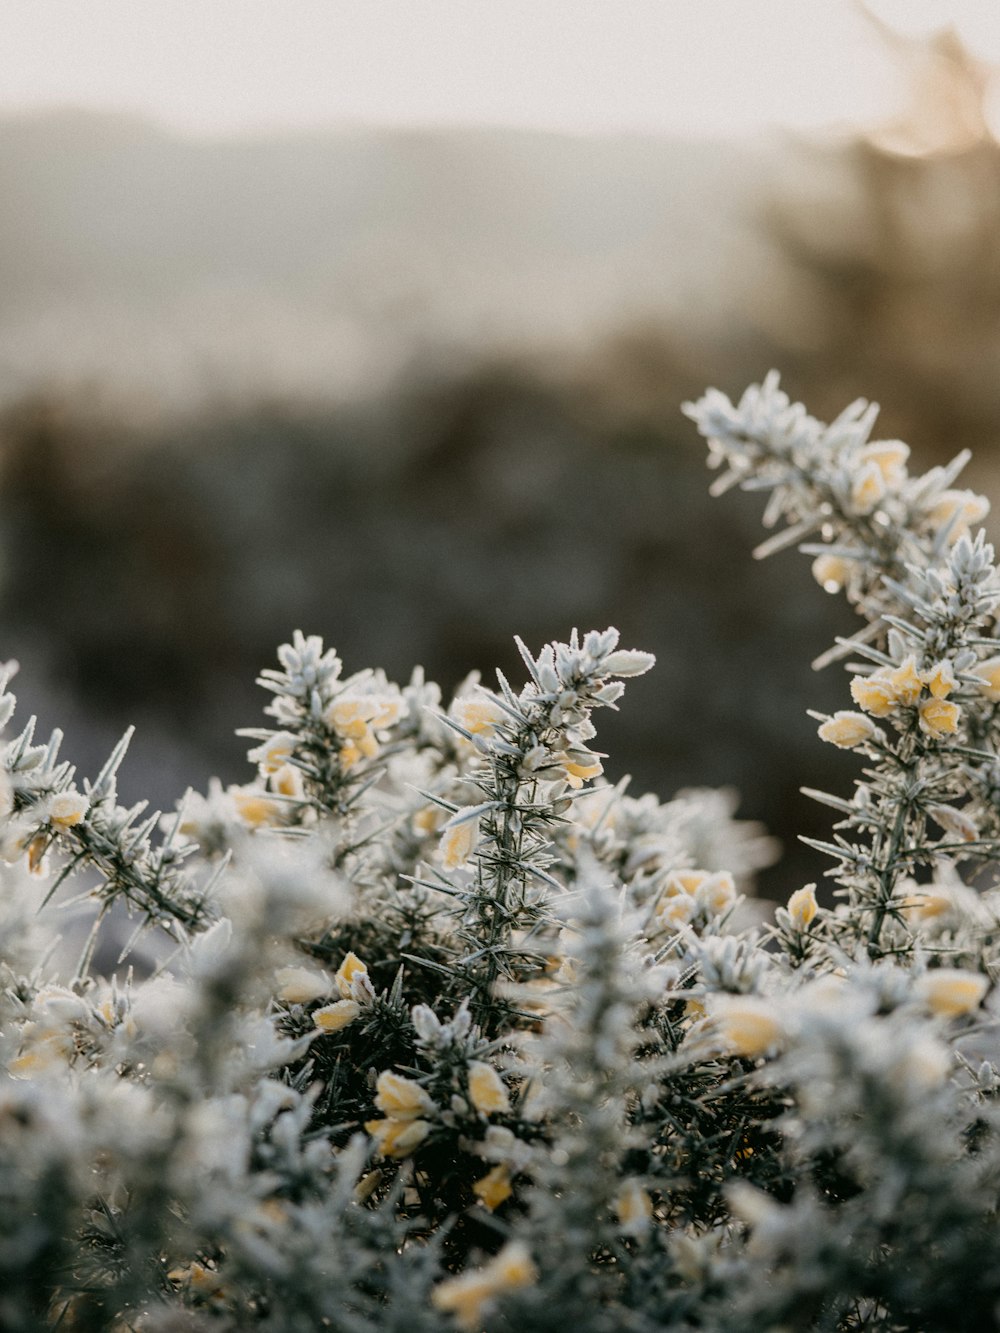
<box><xmin>762</xmin><ymin>13</ymin><xmax>1000</xmax><ymax>481</ymax></box>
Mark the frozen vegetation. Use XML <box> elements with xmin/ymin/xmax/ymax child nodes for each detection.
<box><xmin>4</xmin><ymin>377</ymin><xmax>1000</xmax><ymax>1330</ymax></box>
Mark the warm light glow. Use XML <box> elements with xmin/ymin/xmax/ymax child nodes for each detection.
<box><xmin>4</xmin><ymin>0</ymin><xmax>906</xmax><ymax>140</ymax></box>
<box><xmin>984</xmin><ymin>72</ymin><xmax>1000</xmax><ymax>142</ymax></box>
<box><xmin>868</xmin><ymin>0</ymin><xmax>1000</xmax><ymax>62</ymax></box>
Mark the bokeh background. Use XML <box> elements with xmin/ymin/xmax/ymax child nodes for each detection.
<box><xmin>3</xmin><ymin>0</ymin><xmax>1000</xmax><ymax>899</ymax></box>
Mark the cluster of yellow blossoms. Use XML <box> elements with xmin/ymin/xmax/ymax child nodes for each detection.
<box><xmin>364</xmin><ymin>1070</ymin><xmax>437</xmax><ymax>1159</ymax></box>
<box><xmin>707</xmin><ymin>960</ymin><xmax>989</xmax><ymax>1063</ymax></box>
<box><xmin>654</xmin><ymin>868</ymin><xmax>737</xmax><ymax>929</ymax></box>
<box><xmin>275</xmin><ymin>950</ymin><xmax>372</xmax><ymax>1034</ymax></box>
<box><xmin>325</xmin><ymin>689</ymin><xmax>403</xmax><ymax>772</ymax></box>
<box><xmin>361</xmin><ymin>1053</ymin><xmax>511</xmax><ymax>1170</ymax></box>
<box><xmin>848</xmin><ymin>439</ymin><xmax>910</xmax><ymax>516</ymax></box>
<box><xmin>819</xmin><ymin>654</ymin><xmax>967</xmax><ymax>749</ymax></box>
<box><xmin>850</xmin><ymin>655</ymin><xmax>960</xmax><ymax>737</ymax></box>
<box><xmin>431</xmin><ymin>1242</ymin><xmax>537</xmax><ymax>1331</ymax></box>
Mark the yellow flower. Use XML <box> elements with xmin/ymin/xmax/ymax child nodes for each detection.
<box><xmin>313</xmin><ymin>999</ymin><xmax>360</xmax><ymax>1033</ymax></box>
<box><xmin>657</xmin><ymin>894</ymin><xmax>696</xmax><ymax>928</ymax></box>
<box><xmin>918</xmin><ymin>697</ymin><xmax>961</xmax><ymax>739</ymax></box>
<box><xmin>929</xmin><ymin>488</ymin><xmax>990</xmax><ymax>537</ymax></box>
<box><xmin>811</xmin><ymin>553</ymin><xmax>852</xmax><ymax>593</ymax></box>
<box><xmin>431</xmin><ymin>1271</ymin><xmax>498</xmax><ymax>1331</ymax></box>
<box><xmin>187</xmin><ymin>1263</ymin><xmax>227</xmax><ymax>1297</ymax></box>
<box><xmin>339</xmin><ymin>741</ymin><xmax>364</xmax><ymax>772</ymax></box>
<box><xmin>473</xmin><ymin>1164</ymin><xmax>513</xmax><ymax>1211</ymax></box>
<box><xmin>889</xmin><ymin>656</ymin><xmax>923</xmax><ymax>707</ymax></box>
<box><xmin>663</xmin><ymin>869</ymin><xmax>710</xmax><ymax>896</ymax></box>
<box><xmin>711</xmin><ymin>996</ymin><xmax>783</xmax><ymax>1059</ymax></box>
<box><xmin>413</xmin><ymin>803</ymin><xmax>443</xmax><ymax>835</ymax></box>
<box><xmin>335</xmin><ymin>951</ymin><xmax>368</xmax><ymax>999</ymax></box>
<box><xmin>916</xmin><ymin>968</ymin><xmax>989</xmax><ymax>1018</ymax></box>
<box><xmin>696</xmin><ymin>871</ymin><xmax>737</xmax><ymax>916</ymax></box>
<box><xmin>9</xmin><ymin>1033</ymin><xmax>73</xmax><ymax>1078</ymax></box>
<box><xmin>975</xmin><ymin>656</ymin><xmax>1000</xmax><ymax>702</ymax></box>
<box><xmin>786</xmin><ymin>884</ymin><xmax>818</xmax><ymax>929</ymax></box>
<box><xmin>326</xmin><ymin>696</ymin><xmax>381</xmax><ymax>767</ymax></box>
<box><xmin>859</xmin><ymin>439</ymin><xmax>909</xmax><ymax>486</ymax></box>
<box><xmin>559</xmin><ymin>753</ymin><xmax>604</xmax><ymax>789</ymax></box>
<box><xmin>49</xmin><ymin>790</ymin><xmax>89</xmax><ymax>828</ymax></box>
<box><xmin>326</xmin><ymin>696</ymin><xmax>376</xmax><ymax>738</ymax></box>
<box><xmin>850</xmin><ymin>461</ymin><xmax>885</xmax><ymax>514</ymax></box>
<box><xmin>439</xmin><ymin>811</ymin><xmax>480</xmax><ymax>869</ymax></box>
<box><xmin>921</xmin><ymin>660</ymin><xmax>956</xmax><ymax>700</ymax></box>
<box><xmin>167</xmin><ymin>1262</ymin><xmax>227</xmax><ymax>1296</ymax></box>
<box><xmin>275</xmin><ymin>965</ymin><xmax>332</xmax><ymax>1005</ymax></box>
<box><xmin>908</xmin><ymin>889</ymin><xmax>954</xmax><ymax>921</ymax></box>
<box><xmin>364</xmin><ymin>1116</ymin><xmax>432</xmax><ymax>1159</ymax></box>
<box><xmin>271</xmin><ymin>763</ymin><xmax>304</xmax><ymax>799</ymax></box>
<box><xmin>251</xmin><ymin>731</ymin><xmax>298</xmax><ymax>774</ymax></box>
<box><xmin>231</xmin><ymin>788</ymin><xmax>280</xmax><ymax>828</ymax></box>
<box><xmin>374</xmin><ymin>1070</ymin><xmax>436</xmax><ymax>1120</ymax></box>
<box><xmin>452</xmin><ymin>693</ymin><xmax>506</xmax><ymax>737</ymax></box>
<box><xmin>486</xmin><ymin>1242</ymin><xmax>537</xmax><ymax>1289</ymax></box>
<box><xmin>467</xmin><ymin>1061</ymin><xmax>510</xmax><ymax>1116</ymax></box>
<box><xmin>614</xmin><ymin>1178</ymin><xmax>653</xmax><ymax>1235</ymax></box>
<box><xmin>849</xmin><ymin>672</ymin><xmax>896</xmax><ymax>717</ymax></box>
<box><xmin>817</xmin><ymin>712</ymin><xmax>878</xmax><ymax>749</ymax></box>
<box><xmin>431</xmin><ymin>1243</ymin><xmax>537</xmax><ymax>1331</ymax></box>
<box><xmin>26</xmin><ymin>833</ymin><xmax>48</xmax><ymax>875</ymax></box>
<box><xmin>371</xmin><ymin>695</ymin><xmax>403</xmax><ymax>729</ymax></box>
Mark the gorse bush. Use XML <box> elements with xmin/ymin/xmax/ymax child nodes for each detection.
<box><xmin>5</xmin><ymin>375</ymin><xmax>1000</xmax><ymax>1332</ymax></box>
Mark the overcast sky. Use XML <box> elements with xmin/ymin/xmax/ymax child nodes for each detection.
<box><xmin>0</xmin><ymin>0</ymin><xmax>943</xmax><ymax>140</ymax></box>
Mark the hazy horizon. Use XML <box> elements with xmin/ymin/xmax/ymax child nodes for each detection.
<box><xmin>0</xmin><ymin>109</ymin><xmax>778</xmax><ymax>410</ymax></box>
<box><xmin>5</xmin><ymin>0</ymin><xmax>907</xmax><ymax>140</ymax></box>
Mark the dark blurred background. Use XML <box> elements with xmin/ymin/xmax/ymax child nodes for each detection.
<box><xmin>3</xmin><ymin>4</ymin><xmax>1000</xmax><ymax>899</ymax></box>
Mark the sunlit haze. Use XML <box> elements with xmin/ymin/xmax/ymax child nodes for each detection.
<box><xmin>4</xmin><ymin>0</ymin><xmax>917</xmax><ymax>139</ymax></box>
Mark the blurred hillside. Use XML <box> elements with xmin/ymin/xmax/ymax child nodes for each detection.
<box><xmin>0</xmin><ymin>112</ymin><xmax>770</xmax><ymax>406</ymax></box>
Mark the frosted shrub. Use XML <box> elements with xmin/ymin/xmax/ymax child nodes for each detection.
<box><xmin>5</xmin><ymin>376</ymin><xmax>1000</xmax><ymax>1331</ymax></box>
